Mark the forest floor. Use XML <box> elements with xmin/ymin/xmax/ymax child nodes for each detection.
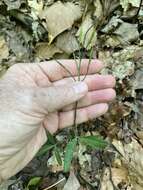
<box><xmin>0</xmin><ymin>0</ymin><xmax>143</xmax><ymax>190</ymax></box>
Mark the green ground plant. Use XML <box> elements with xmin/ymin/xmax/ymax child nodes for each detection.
<box><xmin>37</xmin><ymin>24</ymin><xmax>109</xmax><ymax>174</ymax></box>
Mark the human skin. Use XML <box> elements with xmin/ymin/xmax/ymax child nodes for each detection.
<box><xmin>0</xmin><ymin>59</ymin><xmax>116</xmax><ymax>182</ymax></box>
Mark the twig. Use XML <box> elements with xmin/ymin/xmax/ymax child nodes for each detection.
<box><xmin>108</xmin><ymin>166</ymin><xmax>119</xmax><ymax>190</ymax></box>
<box><xmin>98</xmin><ymin>167</ymin><xmax>106</xmax><ymax>190</ymax></box>
<box><xmin>42</xmin><ymin>177</ymin><xmax>66</xmax><ymax>190</ymax></box>
<box><xmin>73</xmin><ymin>101</ymin><xmax>78</xmax><ymax>136</ymax></box>
<box><xmin>136</xmin><ymin>0</ymin><xmax>143</xmax><ymax>18</ymax></box>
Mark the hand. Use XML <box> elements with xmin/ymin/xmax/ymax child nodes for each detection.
<box><xmin>0</xmin><ymin>60</ymin><xmax>116</xmax><ymax>181</ymax></box>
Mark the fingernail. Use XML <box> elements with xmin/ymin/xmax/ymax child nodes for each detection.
<box><xmin>73</xmin><ymin>82</ymin><xmax>88</xmax><ymax>95</ymax></box>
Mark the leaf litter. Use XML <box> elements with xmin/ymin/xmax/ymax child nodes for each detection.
<box><xmin>0</xmin><ymin>0</ymin><xmax>143</xmax><ymax>189</ymax></box>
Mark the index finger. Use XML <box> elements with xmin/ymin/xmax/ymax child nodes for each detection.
<box><xmin>38</xmin><ymin>59</ymin><xmax>104</xmax><ymax>81</ymax></box>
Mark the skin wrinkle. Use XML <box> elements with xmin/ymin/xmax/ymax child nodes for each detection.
<box><xmin>31</xmin><ymin>89</ymin><xmax>50</xmax><ymax>114</ymax></box>
<box><xmin>18</xmin><ymin>110</ymin><xmax>44</xmax><ymax>120</ymax></box>
<box><xmin>42</xmin><ymin>61</ymin><xmax>62</xmax><ymax>82</ymax></box>
<box><xmin>36</xmin><ymin>64</ymin><xmax>52</xmax><ymax>86</ymax></box>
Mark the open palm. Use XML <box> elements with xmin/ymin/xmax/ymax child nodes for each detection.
<box><xmin>0</xmin><ymin>59</ymin><xmax>115</xmax><ymax>181</ymax></box>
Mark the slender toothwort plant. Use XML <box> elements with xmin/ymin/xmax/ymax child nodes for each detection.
<box><xmin>37</xmin><ymin>19</ymin><xmax>108</xmax><ymax>174</ymax></box>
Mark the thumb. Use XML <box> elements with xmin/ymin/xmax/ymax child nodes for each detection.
<box><xmin>34</xmin><ymin>82</ymin><xmax>88</xmax><ymax>112</ymax></box>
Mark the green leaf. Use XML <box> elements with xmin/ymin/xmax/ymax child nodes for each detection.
<box><xmin>54</xmin><ymin>146</ymin><xmax>62</xmax><ymax>166</ymax></box>
<box><xmin>27</xmin><ymin>177</ymin><xmax>41</xmax><ymax>190</ymax></box>
<box><xmin>79</xmin><ymin>136</ymin><xmax>108</xmax><ymax>149</ymax></box>
<box><xmin>46</xmin><ymin>130</ymin><xmax>56</xmax><ymax>144</ymax></box>
<box><xmin>37</xmin><ymin>143</ymin><xmax>55</xmax><ymax>157</ymax></box>
<box><xmin>64</xmin><ymin>138</ymin><xmax>77</xmax><ymax>173</ymax></box>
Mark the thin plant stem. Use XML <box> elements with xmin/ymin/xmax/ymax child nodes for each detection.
<box><xmin>72</xmin><ymin>24</ymin><xmax>96</xmax><ymax>136</ymax></box>
<box><xmin>136</xmin><ymin>0</ymin><xmax>143</xmax><ymax>18</ymax></box>
<box><xmin>78</xmin><ymin>23</ymin><xmax>95</xmax><ymax>82</ymax></box>
<box><xmin>71</xmin><ymin>42</ymin><xmax>80</xmax><ymax>82</ymax></box>
<box><xmin>55</xmin><ymin>23</ymin><xmax>96</xmax><ymax>138</ymax></box>
<box><xmin>83</xmin><ymin>24</ymin><xmax>95</xmax><ymax>49</ymax></box>
<box><xmin>72</xmin><ymin>52</ymin><xmax>79</xmax><ymax>79</ymax></box>
<box><xmin>55</xmin><ymin>59</ymin><xmax>76</xmax><ymax>81</ymax></box>
<box><xmin>73</xmin><ymin>101</ymin><xmax>78</xmax><ymax>136</ymax></box>
<box><xmin>82</xmin><ymin>47</ymin><xmax>94</xmax><ymax>81</ymax></box>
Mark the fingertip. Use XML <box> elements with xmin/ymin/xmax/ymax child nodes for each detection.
<box><xmin>87</xmin><ymin>103</ymin><xmax>109</xmax><ymax>119</ymax></box>
<box><xmin>82</xmin><ymin>59</ymin><xmax>104</xmax><ymax>72</ymax></box>
<box><xmin>91</xmin><ymin>59</ymin><xmax>104</xmax><ymax>73</ymax></box>
<box><xmin>103</xmin><ymin>103</ymin><xmax>109</xmax><ymax>113</ymax></box>
<box><xmin>94</xmin><ymin>59</ymin><xmax>104</xmax><ymax>65</ymax></box>
<box><xmin>96</xmin><ymin>103</ymin><xmax>109</xmax><ymax>114</ymax></box>
<box><xmin>110</xmin><ymin>88</ymin><xmax>116</xmax><ymax>100</ymax></box>
<box><xmin>94</xmin><ymin>59</ymin><xmax>104</xmax><ymax>67</ymax></box>
<box><xmin>43</xmin><ymin>117</ymin><xmax>58</xmax><ymax>134</ymax></box>
<box><xmin>105</xmin><ymin>88</ymin><xmax>116</xmax><ymax>100</ymax></box>
<box><xmin>106</xmin><ymin>75</ymin><xmax>116</xmax><ymax>87</ymax></box>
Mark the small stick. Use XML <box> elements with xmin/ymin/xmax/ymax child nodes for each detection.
<box><xmin>136</xmin><ymin>0</ymin><xmax>143</xmax><ymax>18</ymax></box>
<box><xmin>43</xmin><ymin>177</ymin><xmax>66</xmax><ymax>190</ymax></box>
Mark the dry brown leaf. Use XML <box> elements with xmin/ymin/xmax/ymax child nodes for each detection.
<box><xmin>63</xmin><ymin>172</ymin><xmax>80</xmax><ymax>190</ymax></box>
<box><xmin>27</xmin><ymin>0</ymin><xmax>44</xmax><ymax>25</ymax></box>
<box><xmin>101</xmin><ymin>16</ymin><xmax>122</xmax><ymax>34</ymax></box>
<box><xmin>112</xmin><ymin>61</ymin><xmax>134</xmax><ymax>80</ymax></box>
<box><xmin>7</xmin><ymin>30</ymin><xmax>30</xmax><ymax>61</ymax></box>
<box><xmin>56</xmin><ymin>31</ymin><xmax>79</xmax><ymax>54</ymax></box>
<box><xmin>4</xmin><ymin>0</ymin><xmax>22</xmax><ymax>10</ymax></box>
<box><xmin>40</xmin><ymin>1</ymin><xmax>82</xmax><ymax>42</ymax></box>
<box><xmin>133</xmin><ymin>69</ymin><xmax>143</xmax><ymax>90</ymax></box>
<box><xmin>0</xmin><ymin>36</ymin><xmax>9</xmax><ymax>60</ymax></box>
<box><xmin>47</xmin><ymin>152</ymin><xmax>63</xmax><ymax>173</ymax></box>
<box><xmin>35</xmin><ymin>43</ymin><xmax>62</xmax><ymax>60</ymax></box>
<box><xmin>0</xmin><ymin>180</ymin><xmax>16</xmax><ymax>190</ymax></box>
<box><xmin>93</xmin><ymin>0</ymin><xmax>103</xmax><ymax>19</ymax></box>
<box><xmin>28</xmin><ymin>0</ymin><xmax>43</xmax><ymax>18</ymax></box>
<box><xmin>120</xmin><ymin>0</ymin><xmax>140</xmax><ymax>11</ymax></box>
<box><xmin>114</xmin><ymin>22</ymin><xmax>139</xmax><ymax>44</ymax></box>
<box><xmin>98</xmin><ymin>46</ymin><xmax>143</xmax><ymax>80</ymax></box>
<box><xmin>100</xmin><ymin>167</ymin><xmax>130</xmax><ymax>190</ymax></box>
<box><xmin>113</xmin><ymin>139</ymin><xmax>143</xmax><ymax>189</ymax></box>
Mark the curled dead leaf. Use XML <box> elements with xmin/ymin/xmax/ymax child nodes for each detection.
<box><xmin>40</xmin><ymin>1</ymin><xmax>82</xmax><ymax>42</ymax></box>
<box><xmin>63</xmin><ymin>172</ymin><xmax>80</xmax><ymax>190</ymax></box>
<box><xmin>36</xmin><ymin>43</ymin><xmax>62</xmax><ymax>60</ymax></box>
<box><xmin>56</xmin><ymin>31</ymin><xmax>79</xmax><ymax>54</ymax></box>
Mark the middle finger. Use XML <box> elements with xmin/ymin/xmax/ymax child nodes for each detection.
<box><xmin>54</xmin><ymin>74</ymin><xmax>116</xmax><ymax>91</ymax></box>
<box><xmin>62</xmin><ymin>88</ymin><xmax>116</xmax><ymax>111</ymax></box>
